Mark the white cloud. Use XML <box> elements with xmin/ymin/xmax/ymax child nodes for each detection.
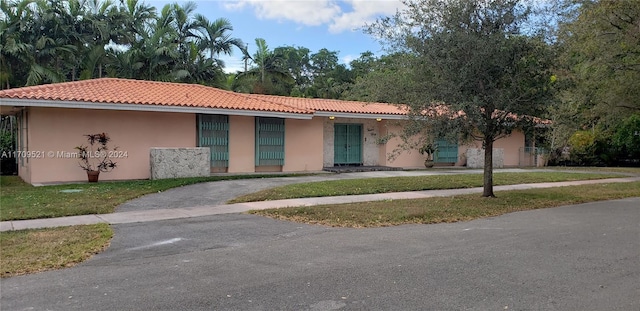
<box><xmin>329</xmin><ymin>0</ymin><xmax>404</xmax><ymax>33</ymax></box>
<box><xmin>341</xmin><ymin>54</ymin><xmax>355</xmax><ymax>65</ymax></box>
<box><xmin>223</xmin><ymin>0</ymin><xmax>404</xmax><ymax>33</ymax></box>
<box><xmin>224</xmin><ymin>0</ymin><xmax>341</xmax><ymax>26</ymax></box>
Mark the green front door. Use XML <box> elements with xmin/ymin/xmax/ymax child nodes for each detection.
<box><xmin>334</xmin><ymin>124</ymin><xmax>362</xmax><ymax>165</ymax></box>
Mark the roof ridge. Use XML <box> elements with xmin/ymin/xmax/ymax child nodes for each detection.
<box><xmin>0</xmin><ymin>77</ymin><xmax>213</xmax><ymax>95</ymax></box>
<box><xmin>236</xmin><ymin>93</ymin><xmax>316</xmax><ymax>114</ymax></box>
<box><xmin>247</xmin><ymin>92</ymin><xmax>400</xmax><ymax>107</ymax></box>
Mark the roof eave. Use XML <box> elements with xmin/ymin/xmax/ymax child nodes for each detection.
<box><xmin>314</xmin><ymin>111</ymin><xmax>407</xmax><ymax>120</ymax></box>
<box><xmin>0</xmin><ymin>98</ymin><xmax>313</xmax><ymax>120</ymax></box>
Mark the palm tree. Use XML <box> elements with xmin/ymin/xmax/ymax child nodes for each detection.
<box><xmin>235</xmin><ymin>38</ymin><xmax>294</xmax><ymax>95</ymax></box>
<box><xmin>180</xmin><ymin>41</ymin><xmax>226</xmax><ymax>87</ymax></box>
<box><xmin>23</xmin><ymin>0</ymin><xmax>78</xmax><ymax>85</ymax></box>
<box><xmin>0</xmin><ymin>0</ymin><xmax>36</xmax><ymax>88</ymax></box>
<box><xmin>1</xmin><ymin>0</ymin><xmax>244</xmax><ymax>87</ymax></box>
<box><xmin>194</xmin><ymin>15</ymin><xmax>245</xmax><ymax>61</ymax></box>
<box><xmin>119</xmin><ymin>0</ymin><xmax>156</xmax><ymax>43</ymax></box>
<box><xmin>167</xmin><ymin>2</ymin><xmax>199</xmax><ymax>69</ymax></box>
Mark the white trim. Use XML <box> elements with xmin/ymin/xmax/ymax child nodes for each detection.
<box><xmin>314</xmin><ymin>111</ymin><xmax>407</xmax><ymax>120</ymax></box>
<box><xmin>0</xmin><ymin>98</ymin><xmax>414</xmax><ymax>120</ymax></box>
<box><xmin>0</xmin><ymin>98</ymin><xmax>314</xmax><ymax>120</ymax></box>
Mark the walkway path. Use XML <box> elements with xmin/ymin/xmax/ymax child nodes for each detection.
<box><xmin>2</xmin><ymin>168</ymin><xmax>638</xmax><ymax>232</ymax></box>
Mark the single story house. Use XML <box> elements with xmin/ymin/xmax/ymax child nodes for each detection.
<box><xmin>0</xmin><ymin>78</ymin><xmax>530</xmax><ymax>184</ymax></box>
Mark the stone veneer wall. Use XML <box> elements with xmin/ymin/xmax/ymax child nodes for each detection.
<box><xmin>150</xmin><ymin>147</ymin><xmax>210</xmax><ymax>180</ymax></box>
<box><xmin>466</xmin><ymin>148</ymin><xmax>504</xmax><ymax>168</ymax></box>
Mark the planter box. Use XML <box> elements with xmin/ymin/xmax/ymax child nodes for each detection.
<box><xmin>466</xmin><ymin>148</ymin><xmax>504</xmax><ymax>168</ymax></box>
<box><xmin>150</xmin><ymin>147</ymin><xmax>210</xmax><ymax>180</ymax></box>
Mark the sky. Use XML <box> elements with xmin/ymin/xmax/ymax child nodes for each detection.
<box><xmin>148</xmin><ymin>0</ymin><xmax>405</xmax><ymax>72</ymax></box>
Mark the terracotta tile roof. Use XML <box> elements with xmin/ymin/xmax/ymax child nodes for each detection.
<box><xmin>0</xmin><ymin>78</ymin><xmax>408</xmax><ymax>117</ymax></box>
<box><xmin>0</xmin><ymin>78</ymin><xmax>313</xmax><ymax>114</ymax></box>
<box><xmin>246</xmin><ymin>94</ymin><xmax>407</xmax><ymax>115</ymax></box>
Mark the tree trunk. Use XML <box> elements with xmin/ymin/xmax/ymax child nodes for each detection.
<box><xmin>483</xmin><ymin>138</ymin><xmax>495</xmax><ymax>197</ymax></box>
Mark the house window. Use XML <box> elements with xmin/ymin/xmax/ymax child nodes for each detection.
<box><xmin>255</xmin><ymin>117</ymin><xmax>285</xmax><ymax>166</ymax></box>
<box><xmin>197</xmin><ymin>114</ymin><xmax>229</xmax><ymax>168</ymax></box>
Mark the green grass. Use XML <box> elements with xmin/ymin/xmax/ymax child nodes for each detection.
<box><xmin>540</xmin><ymin>166</ymin><xmax>640</xmax><ymax>175</ymax></box>
<box><xmin>0</xmin><ymin>224</ymin><xmax>113</xmax><ymax>277</ymax></box>
<box><xmin>229</xmin><ymin>171</ymin><xmax>626</xmax><ymax>203</ymax></box>
<box><xmin>250</xmin><ymin>182</ymin><xmax>640</xmax><ymax>227</ymax></box>
<box><xmin>0</xmin><ymin>174</ymin><xmax>309</xmax><ymax>221</ymax></box>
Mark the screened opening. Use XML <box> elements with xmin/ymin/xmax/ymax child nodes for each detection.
<box><xmin>255</xmin><ymin>117</ymin><xmax>285</xmax><ymax>166</ymax></box>
<box><xmin>197</xmin><ymin>114</ymin><xmax>229</xmax><ymax>169</ymax></box>
<box><xmin>434</xmin><ymin>138</ymin><xmax>458</xmax><ymax>163</ymax></box>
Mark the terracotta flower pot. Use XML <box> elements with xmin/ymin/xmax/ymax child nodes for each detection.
<box><xmin>87</xmin><ymin>170</ymin><xmax>100</xmax><ymax>183</ymax></box>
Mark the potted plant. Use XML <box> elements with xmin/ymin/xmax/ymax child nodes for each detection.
<box><xmin>75</xmin><ymin>133</ymin><xmax>117</xmax><ymax>182</ymax></box>
<box><xmin>419</xmin><ymin>143</ymin><xmax>437</xmax><ymax>168</ymax></box>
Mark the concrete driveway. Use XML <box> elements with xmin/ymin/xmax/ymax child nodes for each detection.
<box><xmin>1</xmin><ymin>197</ymin><xmax>638</xmax><ymax>310</ymax></box>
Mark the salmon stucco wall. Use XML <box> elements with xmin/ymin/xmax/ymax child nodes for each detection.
<box><xmin>383</xmin><ymin>121</ymin><xmax>526</xmax><ymax>168</ymax></box>
<box><xmin>283</xmin><ymin>117</ymin><xmax>324</xmax><ymax>172</ymax></box>
<box><xmin>383</xmin><ymin>122</ymin><xmax>426</xmax><ymax>168</ymax></box>
<box><xmin>323</xmin><ymin>117</ymin><xmax>382</xmax><ymax>167</ymax></box>
<box><xmin>228</xmin><ymin>115</ymin><xmax>255</xmax><ymax>173</ymax></box>
<box><xmin>493</xmin><ymin>130</ymin><xmax>525</xmax><ymax>166</ymax></box>
<box><xmin>24</xmin><ymin>107</ymin><xmax>195</xmax><ymax>184</ymax></box>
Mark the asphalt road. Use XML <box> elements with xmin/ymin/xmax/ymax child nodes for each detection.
<box><xmin>1</xmin><ymin>198</ymin><xmax>639</xmax><ymax>310</ymax></box>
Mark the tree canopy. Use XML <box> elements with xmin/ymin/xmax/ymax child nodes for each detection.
<box><xmin>0</xmin><ymin>0</ymin><xmax>246</xmax><ymax>88</ymax></box>
<box><xmin>365</xmin><ymin>0</ymin><xmax>555</xmax><ymax>197</ymax></box>
<box><xmin>548</xmin><ymin>0</ymin><xmax>640</xmax><ymax>165</ymax></box>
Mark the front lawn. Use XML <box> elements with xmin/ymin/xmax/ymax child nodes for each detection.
<box><xmin>230</xmin><ymin>171</ymin><xmax>626</xmax><ymax>203</ymax></box>
<box><xmin>250</xmin><ymin>182</ymin><xmax>640</xmax><ymax>227</ymax></box>
<box><xmin>1</xmin><ymin>224</ymin><xmax>113</xmax><ymax>278</ymax></box>
<box><xmin>0</xmin><ymin>174</ymin><xmax>307</xmax><ymax>221</ymax></box>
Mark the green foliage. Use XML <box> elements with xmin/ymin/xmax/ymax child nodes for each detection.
<box><xmin>0</xmin><ymin>130</ymin><xmax>13</xmax><ymax>154</ymax></box>
<box><xmin>568</xmin><ymin>130</ymin><xmax>595</xmax><ymax>152</ymax></box>
<box><xmin>345</xmin><ymin>52</ymin><xmax>419</xmax><ymax>103</ymax></box>
<box><xmin>0</xmin><ymin>116</ymin><xmax>16</xmax><ymax>174</ymax></box>
<box><xmin>234</xmin><ymin>38</ymin><xmax>294</xmax><ymax>95</ymax></box>
<box><xmin>549</xmin><ymin>0</ymin><xmax>640</xmax><ymax>163</ymax></box>
<box><xmin>0</xmin><ymin>0</ymin><xmax>244</xmax><ymax>88</ymax></box>
<box><xmin>567</xmin><ymin>130</ymin><xmax>601</xmax><ymax>166</ymax></box>
<box><xmin>556</xmin><ymin>0</ymin><xmax>640</xmax><ymax>117</ymax></box>
<box><xmin>612</xmin><ymin>114</ymin><xmax>640</xmax><ymax>160</ymax></box>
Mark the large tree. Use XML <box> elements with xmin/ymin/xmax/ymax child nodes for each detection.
<box><xmin>548</xmin><ymin>0</ymin><xmax>640</xmax><ymax>162</ymax></box>
<box><xmin>367</xmin><ymin>0</ymin><xmax>554</xmax><ymax>197</ymax></box>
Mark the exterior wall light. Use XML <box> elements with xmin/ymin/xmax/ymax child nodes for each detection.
<box><xmin>329</xmin><ymin>116</ymin><xmax>335</xmax><ymax>120</ymax></box>
<box><xmin>376</xmin><ymin>118</ymin><xmax>382</xmax><ymax>122</ymax></box>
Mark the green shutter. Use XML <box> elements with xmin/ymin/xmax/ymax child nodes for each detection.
<box><xmin>434</xmin><ymin>138</ymin><xmax>458</xmax><ymax>163</ymax></box>
<box><xmin>198</xmin><ymin>114</ymin><xmax>229</xmax><ymax>167</ymax></box>
<box><xmin>255</xmin><ymin>117</ymin><xmax>285</xmax><ymax>166</ymax></box>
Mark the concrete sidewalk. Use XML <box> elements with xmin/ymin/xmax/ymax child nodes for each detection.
<box><xmin>2</xmin><ymin>177</ymin><xmax>639</xmax><ymax>232</ymax></box>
